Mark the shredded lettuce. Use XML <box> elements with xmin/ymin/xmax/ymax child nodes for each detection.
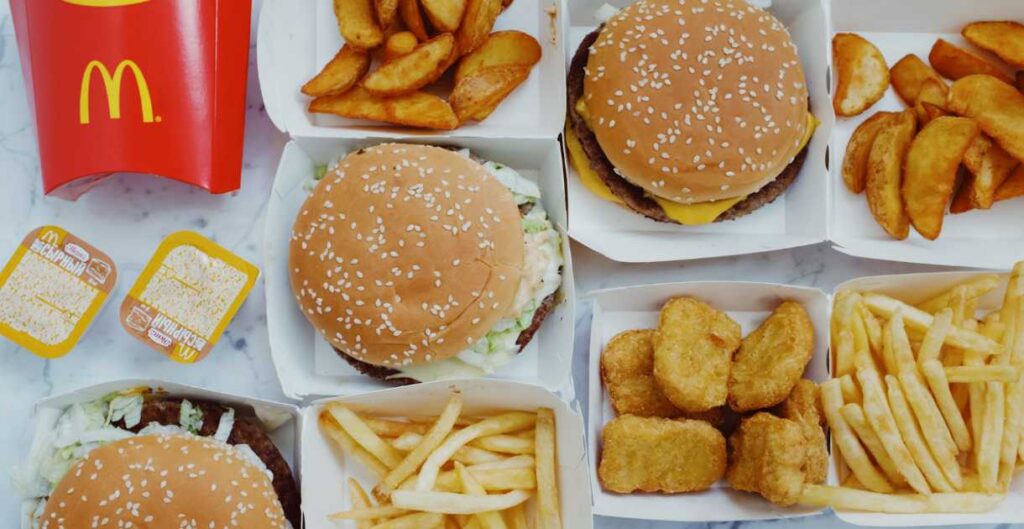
<box><xmin>179</xmin><ymin>400</ymin><xmax>204</xmax><ymax>434</ymax></box>
<box><xmin>106</xmin><ymin>394</ymin><xmax>143</xmax><ymax>428</ymax></box>
<box><xmin>213</xmin><ymin>408</ymin><xmax>235</xmax><ymax>443</ymax></box>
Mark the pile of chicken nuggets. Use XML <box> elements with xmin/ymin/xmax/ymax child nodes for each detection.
<box><xmin>597</xmin><ymin>297</ymin><xmax>827</xmax><ymax>506</ymax></box>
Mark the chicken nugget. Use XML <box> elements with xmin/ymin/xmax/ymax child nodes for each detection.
<box><xmin>726</xmin><ymin>413</ymin><xmax>808</xmax><ymax>506</ymax></box>
<box><xmin>774</xmin><ymin>379</ymin><xmax>827</xmax><ymax>484</ymax></box>
<box><xmin>599</xmin><ymin>416</ymin><xmax>726</xmax><ymax>493</ymax></box>
<box><xmin>728</xmin><ymin>301</ymin><xmax>815</xmax><ymax>412</ymax></box>
<box><xmin>600</xmin><ymin>330</ymin><xmax>681</xmax><ymax>417</ymax></box>
<box><xmin>654</xmin><ymin>297</ymin><xmax>741</xmax><ymax>413</ymax></box>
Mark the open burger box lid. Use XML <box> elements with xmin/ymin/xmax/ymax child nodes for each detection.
<box><xmin>17</xmin><ymin>379</ymin><xmax>302</xmax><ymax>529</ymax></box>
<box><xmin>264</xmin><ymin>137</ymin><xmax>577</xmax><ymax>400</ymax></box>
<box><xmin>256</xmin><ymin>0</ymin><xmax>567</xmax><ymax>140</ymax></box>
<box><xmin>830</xmin><ymin>270</ymin><xmax>1024</xmax><ymax>527</ymax></box>
<box><xmin>585</xmin><ymin>280</ymin><xmax>830</xmax><ymax>521</ymax></box>
<box><xmin>301</xmin><ymin>379</ymin><xmax>593</xmax><ymax>529</ymax></box>
<box><xmin>827</xmin><ymin>0</ymin><xmax>1024</xmax><ymax>269</ymax></box>
<box><xmin>560</xmin><ymin>0</ymin><xmax>832</xmax><ymax>263</ymax></box>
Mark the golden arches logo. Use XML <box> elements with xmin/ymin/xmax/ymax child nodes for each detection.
<box><xmin>79</xmin><ymin>59</ymin><xmax>156</xmax><ymax>125</ymax></box>
<box><xmin>63</xmin><ymin>0</ymin><xmax>149</xmax><ymax>7</ymax></box>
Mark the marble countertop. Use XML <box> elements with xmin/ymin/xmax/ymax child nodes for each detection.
<box><xmin>0</xmin><ymin>3</ymin><xmax>987</xmax><ymax>528</ymax></box>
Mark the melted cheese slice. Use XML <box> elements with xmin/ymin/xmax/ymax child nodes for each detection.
<box><xmin>567</xmin><ymin>99</ymin><xmax>818</xmax><ymax>225</ymax></box>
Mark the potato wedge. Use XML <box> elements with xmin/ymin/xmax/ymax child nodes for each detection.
<box><xmin>302</xmin><ymin>45</ymin><xmax>372</xmax><ymax>97</ymax></box>
<box><xmin>842</xmin><ymin>112</ymin><xmax>897</xmax><ymax>194</ymax></box>
<box><xmin>866</xmin><ymin>109</ymin><xmax>917</xmax><ymax>240</ymax></box>
<box><xmin>948</xmin><ymin>74</ymin><xmax>1024</xmax><ymax>161</ymax></box>
<box><xmin>421</xmin><ymin>0</ymin><xmax>466</xmax><ymax>32</ymax></box>
<box><xmin>309</xmin><ymin>87</ymin><xmax>459</xmax><ymax>130</ymax></box>
<box><xmin>953</xmin><ymin>164</ymin><xmax>1024</xmax><ymax>213</ymax></box>
<box><xmin>891</xmin><ymin>54</ymin><xmax>947</xmax><ymax>106</ymax></box>
<box><xmin>833</xmin><ymin>33</ymin><xmax>890</xmax><ymax>117</ymax></box>
<box><xmin>375</xmin><ymin>0</ymin><xmax>400</xmax><ymax>28</ymax></box>
<box><xmin>399</xmin><ymin>0</ymin><xmax>430</xmax><ymax>41</ymax></box>
<box><xmin>334</xmin><ymin>0</ymin><xmax>384</xmax><ymax>50</ymax></box>
<box><xmin>903</xmin><ymin>116</ymin><xmax>980</xmax><ymax>240</ymax></box>
<box><xmin>962</xmin><ymin>135</ymin><xmax>1020</xmax><ymax>209</ymax></box>
<box><xmin>384</xmin><ymin>31</ymin><xmax>420</xmax><ymax>62</ymax></box>
<box><xmin>914</xmin><ymin>79</ymin><xmax>947</xmax><ymax>124</ymax></box>
<box><xmin>362</xmin><ymin>33</ymin><xmax>456</xmax><ymax>97</ymax></box>
<box><xmin>963</xmin><ymin>21</ymin><xmax>1024</xmax><ymax>69</ymax></box>
<box><xmin>919</xmin><ymin>102</ymin><xmax>947</xmax><ymax>124</ymax></box>
<box><xmin>451</xmin><ymin>65</ymin><xmax>532</xmax><ymax>122</ymax></box>
<box><xmin>929</xmin><ymin>39</ymin><xmax>1013</xmax><ymax>84</ymax></box>
<box><xmin>456</xmin><ymin>0</ymin><xmax>503</xmax><ymax>54</ymax></box>
<box><xmin>456</xmin><ymin>31</ymin><xmax>542</xmax><ymax>83</ymax></box>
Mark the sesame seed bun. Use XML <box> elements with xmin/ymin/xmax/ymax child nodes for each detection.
<box><xmin>40</xmin><ymin>435</ymin><xmax>288</xmax><ymax>529</ymax></box>
<box><xmin>583</xmin><ymin>0</ymin><xmax>810</xmax><ymax>203</ymax></box>
<box><xmin>290</xmin><ymin>144</ymin><xmax>525</xmax><ymax>369</ymax></box>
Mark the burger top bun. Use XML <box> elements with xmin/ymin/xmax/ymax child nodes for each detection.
<box><xmin>583</xmin><ymin>0</ymin><xmax>810</xmax><ymax>203</ymax></box>
<box><xmin>290</xmin><ymin>144</ymin><xmax>525</xmax><ymax>368</ymax></box>
<box><xmin>40</xmin><ymin>435</ymin><xmax>288</xmax><ymax>529</ymax></box>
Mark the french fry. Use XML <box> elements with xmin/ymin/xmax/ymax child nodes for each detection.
<box><xmin>368</xmin><ymin>418</ymin><xmax>431</xmax><ymax>437</ymax></box>
<box><xmin>334</xmin><ymin>0</ymin><xmax>385</xmax><ymax>50</ymax></box>
<box><xmin>467</xmin><ymin>455</ymin><xmax>535</xmax><ymax>470</ymax></box>
<box><xmin>842</xmin><ymin>112</ymin><xmax>897</xmax><ymax>194</ymax></box>
<box><xmin>890</xmin><ymin>54</ymin><xmax>946</xmax><ymax>106</ymax></box>
<box><xmin>929</xmin><ymin>39</ymin><xmax>1013</xmax><ymax>84</ymax></box>
<box><xmin>455</xmin><ymin>463</ymin><xmax>506</xmax><ymax>529</ymax></box>
<box><xmin>919</xmin><ymin>276</ymin><xmax>1002</xmax><ymax>315</ymax></box>
<box><xmin>302</xmin><ymin>45</ymin><xmax>372</xmax><ymax>97</ymax></box>
<box><xmin>821</xmin><ymin>379</ymin><xmax>894</xmax><ymax>493</ymax></box>
<box><xmin>859</xmin><ymin>302</ymin><xmax>884</xmax><ymax>357</ymax></box>
<box><xmin>963</xmin><ymin>21</ymin><xmax>1024</xmax><ymax>69</ymax></box>
<box><xmin>863</xmin><ymin>294</ymin><xmax>1002</xmax><ymax>355</ymax></box>
<box><xmin>321</xmin><ymin>413</ymin><xmax>391</xmax><ymax>478</ymax></box>
<box><xmin>835</xmin><ymin>329</ymin><xmax>857</xmax><ymax>381</ymax></box>
<box><xmin>945</xmin><ymin>365</ymin><xmax>1021</xmax><ymax>383</ymax></box>
<box><xmin>348</xmin><ymin>478</ymin><xmax>381</xmax><ymax>529</ymax></box>
<box><xmin>897</xmin><ymin>371</ymin><xmax>962</xmax><ymax>485</ymax></box>
<box><xmin>839</xmin><ymin>403</ymin><xmax>905</xmax><ymax>485</ymax></box>
<box><xmin>370</xmin><ymin>512</ymin><xmax>446</xmax><ymax>529</ymax></box>
<box><xmin>393</xmin><ymin>433</ymin><xmax>505</xmax><ymax>464</ymax></box>
<box><xmin>902</xmin><ymin>116</ymin><xmax>981</xmax><ymax>240</ymax></box>
<box><xmin>833</xmin><ymin>33</ymin><xmax>890</xmax><ymax>116</ymax></box>
<box><xmin>502</xmin><ymin>503</ymin><xmax>528</xmax><ymax>529</ymax></box>
<box><xmin>948</xmin><ymin>74</ymin><xmax>1024</xmax><ymax>162</ymax></box>
<box><xmin>884</xmin><ymin>374</ymin><xmax>954</xmax><ymax>491</ymax></box>
<box><xmin>922</xmin><ymin>359</ymin><xmax>973</xmax><ymax>452</ymax></box>
<box><xmin>840</xmin><ymin>373</ymin><xmax>863</xmax><ymax>404</ymax></box>
<box><xmin>330</xmin><ymin>506</ymin><xmax>409</xmax><ymax>521</ymax></box>
<box><xmin>534</xmin><ymin>408</ymin><xmax>561</xmax><ymax>529</ymax></box>
<box><xmin>435</xmin><ymin>467</ymin><xmax>537</xmax><ymax>493</ymax></box>
<box><xmin>392</xmin><ymin>490</ymin><xmax>531</xmax><ymax>515</ymax></box>
<box><xmin>799</xmin><ymin>484</ymin><xmax>1005</xmax><ymax>513</ymax></box>
<box><xmin>917</xmin><ymin>308</ymin><xmax>953</xmax><ymax>365</ymax></box>
<box><xmin>978</xmin><ymin>381</ymin><xmax>1005</xmax><ymax>490</ymax></box>
<box><xmin>865</xmin><ymin>109</ymin><xmax>916</xmax><ymax>240</ymax></box>
<box><xmin>328</xmin><ymin>404</ymin><xmax>406</xmax><ymax>468</ymax></box>
<box><xmin>470</xmin><ymin>435</ymin><xmax>535</xmax><ymax>454</ymax></box>
<box><xmin>381</xmin><ymin>394</ymin><xmax>464</xmax><ymax>494</ymax></box>
<box><xmin>416</xmin><ymin>412</ymin><xmax>536</xmax><ymax>491</ymax></box>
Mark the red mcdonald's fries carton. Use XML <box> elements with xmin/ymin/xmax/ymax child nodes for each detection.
<box><xmin>10</xmin><ymin>0</ymin><xmax>253</xmax><ymax>199</ymax></box>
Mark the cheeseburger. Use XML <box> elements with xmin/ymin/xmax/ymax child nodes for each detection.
<box><xmin>290</xmin><ymin>144</ymin><xmax>563</xmax><ymax>384</ymax></box>
<box><xmin>15</xmin><ymin>388</ymin><xmax>301</xmax><ymax>529</ymax></box>
<box><xmin>566</xmin><ymin>0</ymin><xmax>818</xmax><ymax>224</ymax></box>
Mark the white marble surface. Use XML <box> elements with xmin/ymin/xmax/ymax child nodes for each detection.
<box><xmin>0</xmin><ymin>3</ymin><xmax>999</xmax><ymax>529</ymax></box>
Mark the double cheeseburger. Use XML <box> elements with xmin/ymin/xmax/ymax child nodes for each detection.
<box><xmin>566</xmin><ymin>0</ymin><xmax>818</xmax><ymax>225</ymax></box>
<box><xmin>290</xmin><ymin>144</ymin><xmax>563</xmax><ymax>384</ymax></box>
<box><xmin>16</xmin><ymin>389</ymin><xmax>301</xmax><ymax>529</ymax></box>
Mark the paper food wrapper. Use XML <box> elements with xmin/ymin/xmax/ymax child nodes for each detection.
<box><xmin>10</xmin><ymin>0</ymin><xmax>252</xmax><ymax>199</ymax></box>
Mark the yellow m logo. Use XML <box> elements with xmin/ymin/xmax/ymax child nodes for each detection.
<box><xmin>79</xmin><ymin>59</ymin><xmax>155</xmax><ymax>125</ymax></box>
<box><xmin>63</xmin><ymin>0</ymin><xmax>149</xmax><ymax>7</ymax></box>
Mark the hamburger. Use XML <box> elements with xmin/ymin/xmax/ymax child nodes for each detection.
<box><xmin>15</xmin><ymin>388</ymin><xmax>301</xmax><ymax>529</ymax></box>
<box><xmin>565</xmin><ymin>0</ymin><xmax>818</xmax><ymax>225</ymax></box>
<box><xmin>290</xmin><ymin>144</ymin><xmax>564</xmax><ymax>384</ymax></box>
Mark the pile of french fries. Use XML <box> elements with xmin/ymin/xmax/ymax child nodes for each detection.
<box><xmin>800</xmin><ymin>262</ymin><xmax>1024</xmax><ymax>514</ymax></box>
<box><xmin>319</xmin><ymin>393</ymin><xmax>562</xmax><ymax>529</ymax></box>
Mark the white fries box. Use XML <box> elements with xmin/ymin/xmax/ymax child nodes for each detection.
<box><xmin>832</xmin><ymin>270</ymin><xmax>1020</xmax><ymax>527</ymax></box>
<box><xmin>561</xmin><ymin>0</ymin><xmax>832</xmax><ymax>263</ymax></box>
<box><xmin>264</xmin><ymin>137</ymin><xmax>577</xmax><ymax>400</ymax></box>
<box><xmin>17</xmin><ymin>379</ymin><xmax>302</xmax><ymax>529</ymax></box>
<box><xmin>301</xmin><ymin>379</ymin><xmax>593</xmax><ymax>529</ymax></box>
<box><xmin>256</xmin><ymin>0</ymin><xmax>566</xmax><ymax>139</ymax></box>
<box><xmin>585</xmin><ymin>281</ymin><xmax>831</xmax><ymax>521</ymax></box>
<box><xmin>827</xmin><ymin>0</ymin><xmax>1024</xmax><ymax>269</ymax></box>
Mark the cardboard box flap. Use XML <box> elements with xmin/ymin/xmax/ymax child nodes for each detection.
<box><xmin>257</xmin><ymin>0</ymin><xmax>566</xmax><ymax>140</ymax></box>
<box><xmin>561</xmin><ymin>0</ymin><xmax>831</xmax><ymax>263</ymax></box>
<box><xmin>266</xmin><ymin>139</ymin><xmax>576</xmax><ymax>400</ymax></box>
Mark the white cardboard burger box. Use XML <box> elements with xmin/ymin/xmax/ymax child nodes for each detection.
<box><xmin>300</xmin><ymin>379</ymin><xmax>593</xmax><ymax>529</ymax></box>
<box><xmin>827</xmin><ymin>0</ymin><xmax>1024</xmax><ymax>269</ymax></box>
<box><xmin>264</xmin><ymin>137</ymin><xmax>577</xmax><ymax>400</ymax></box>
<box><xmin>830</xmin><ymin>270</ymin><xmax>1023</xmax><ymax>527</ymax></box>
<box><xmin>585</xmin><ymin>281</ymin><xmax>831</xmax><ymax>521</ymax></box>
<box><xmin>256</xmin><ymin>0</ymin><xmax>567</xmax><ymax>140</ymax></box>
<box><xmin>561</xmin><ymin>0</ymin><xmax>833</xmax><ymax>263</ymax></box>
<box><xmin>17</xmin><ymin>379</ymin><xmax>302</xmax><ymax>529</ymax></box>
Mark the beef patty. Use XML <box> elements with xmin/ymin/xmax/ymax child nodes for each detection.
<box><xmin>120</xmin><ymin>397</ymin><xmax>302</xmax><ymax>529</ymax></box>
<box><xmin>567</xmin><ymin>27</ymin><xmax>810</xmax><ymax>224</ymax></box>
